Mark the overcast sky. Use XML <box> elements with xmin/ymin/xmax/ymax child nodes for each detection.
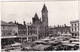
<box><xmin>1</xmin><ymin>1</ymin><xmax>78</xmax><ymax>26</ymax></box>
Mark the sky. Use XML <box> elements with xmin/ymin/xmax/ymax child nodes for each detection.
<box><xmin>1</xmin><ymin>1</ymin><xmax>78</xmax><ymax>26</ymax></box>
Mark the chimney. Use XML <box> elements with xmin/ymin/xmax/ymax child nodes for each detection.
<box><xmin>16</xmin><ymin>22</ymin><xmax>18</xmax><ymax>24</ymax></box>
<box><xmin>59</xmin><ymin>25</ymin><xmax>61</xmax><ymax>27</ymax></box>
<box><xmin>9</xmin><ymin>21</ymin><xmax>13</xmax><ymax>24</ymax></box>
<box><xmin>57</xmin><ymin>25</ymin><xmax>59</xmax><ymax>27</ymax></box>
<box><xmin>64</xmin><ymin>24</ymin><xmax>66</xmax><ymax>27</ymax></box>
<box><xmin>23</xmin><ymin>21</ymin><xmax>26</xmax><ymax>25</ymax></box>
<box><xmin>30</xmin><ymin>22</ymin><xmax>31</xmax><ymax>24</ymax></box>
<box><xmin>15</xmin><ymin>21</ymin><xmax>16</xmax><ymax>24</ymax></box>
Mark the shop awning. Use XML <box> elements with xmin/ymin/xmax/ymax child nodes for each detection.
<box><xmin>1</xmin><ymin>36</ymin><xmax>17</xmax><ymax>39</ymax></box>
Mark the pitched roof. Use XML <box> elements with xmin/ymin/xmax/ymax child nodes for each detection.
<box><xmin>34</xmin><ymin>13</ymin><xmax>39</xmax><ymax>18</ymax></box>
<box><xmin>53</xmin><ymin>26</ymin><xmax>70</xmax><ymax>30</ymax></box>
<box><xmin>16</xmin><ymin>23</ymin><xmax>26</xmax><ymax>29</ymax></box>
<box><xmin>1</xmin><ymin>21</ymin><xmax>10</xmax><ymax>26</ymax></box>
<box><xmin>1</xmin><ymin>21</ymin><xmax>17</xmax><ymax>26</ymax></box>
<box><xmin>70</xmin><ymin>20</ymin><xmax>79</xmax><ymax>23</ymax></box>
<box><xmin>41</xmin><ymin>4</ymin><xmax>48</xmax><ymax>12</ymax></box>
<box><xmin>8</xmin><ymin>22</ymin><xmax>17</xmax><ymax>26</ymax></box>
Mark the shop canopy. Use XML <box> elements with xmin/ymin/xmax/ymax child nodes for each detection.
<box><xmin>1</xmin><ymin>36</ymin><xmax>17</xmax><ymax>39</ymax></box>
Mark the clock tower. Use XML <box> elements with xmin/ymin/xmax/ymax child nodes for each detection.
<box><xmin>41</xmin><ymin>4</ymin><xmax>49</xmax><ymax>37</ymax></box>
<box><xmin>41</xmin><ymin>4</ymin><xmax>48</xmax><ymax>27</ymax></box>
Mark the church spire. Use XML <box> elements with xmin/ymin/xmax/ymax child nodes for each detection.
<box><xmin>41</xmin><ymin>4</ymin><xmax>48</xmax><ymax>12</ymax></box>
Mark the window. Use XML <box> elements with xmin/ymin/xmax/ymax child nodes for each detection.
<box><xmin>78</xmin><ymin>34</ymin><xmax>79</xmax><ymax>36</ymax></box>
<box><xmin>75</xmin><ymin>24</ymin><xmax>76</xmax><ymax>26</ymax></box>
<box><xmin>75</xmin><ymin>34</ymin><xmax>77</xmax><ymax>36</ymax></box>
<box><xmin>72</xmin><ymin>28</ymin><xmax>73</xmax><ymax>31</ymax></box>
<box><xmin>75</xmin><ymin>28</ymin><xmax>76</xmax><ymax>31</ymax></box>
<box><xmin>72</xmin><ymin>33</ymin><xmax>74</xmax><ymax>36</ymax></box>
<box><xmin>71</xmin><ymin>24</ymin><xmax>73</xmax><ymax>26</ymax></box>
<box><xmin>3</xmin><ymin>27</ymin><xmax>5</xmax><ymax>29</ymax></box>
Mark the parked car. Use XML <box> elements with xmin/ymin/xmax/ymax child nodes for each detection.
<box><xmin>21</xmin><ymin>46</ymin><xmax>33</xmax><ymax>51</ymax></box>
<box><xmin>10</xmin><ymin>42</ymin><xmax>22</xmax><ymax>50</ymax></box>
<box><xmin>33</xmin><ymin>44</ymin><xmax>52</xmax><ymax>51</ymax></box>
<box><xmin>62</xmin><ymin>43</ymin><xmax>78</xmax><ymax>50</ymax></box>
<box><xmin>71</xmin><ymin>42</ymin><xmax>79</xmax><ymax>50</ymax></box>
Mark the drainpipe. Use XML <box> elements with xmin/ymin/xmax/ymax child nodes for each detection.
<box><xmin>26</xmin><ymin>25</ymin><xmax>28</xmax><ymax>41</ymax></box>
<box><xmin>37</xmin><ymin>25</ymin><xmax>39</xmax><ymax>40</ymax></box>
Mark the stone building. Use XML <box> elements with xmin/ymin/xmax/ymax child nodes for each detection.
<box><xmin>26</xmin><ymin>23</ymin><xmax>38</xmax><ymax>41</ymax></box>
<box><xmin>15</xmin><ymin>21</ymin><xmax>27</xmax><ymax>43</ymax></box>
<box><xmin>25</xmin><ymin>4</ymin><xmax>49</xmax><ymax>41</ymax></box>
<box><xmin>70</xmin><ymin>20</ymin><xmax>79</xmax><ymax>41</ymax></box>
<box><xmin>32</xmin><ymin>4</ymin><xmax>49</xmax><ymax>39</ymax></box>
<box><xmin>49</xmin><ymin>24</ymin><xmax>71</xmax><ymax>37</ymax></box>
<box><xmin>1</xmin><ymin>21</ymin><xmax>18</xmax><ymax>47</ymax></box>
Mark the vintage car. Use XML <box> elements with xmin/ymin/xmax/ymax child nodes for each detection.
<box><xmin>41</xmin><ymin>38</ymin><xmax>50</xmax><ymax>42</ymax></box>
<box><xmin>34</xmin><ymin>40</ymin><xmax>50</xmax><ymax>45</ymax></box>
<box><xmin>71</xmin><ymin>42</ymin><xmax>79</xmax><ymax>50</ymax></box>
<box><xmin>33</xmin><ymin>44</ymin><xmax>52</xmax><ymax>51</ymax></box>
<box><xmin>62</xmin><ymin>43</ymin><xmax>78</xmax><ymax>50</ymax></box>
<box><xmin>21</xmin><ymin>46</ymin><xmax>33</xmax><ymax>51</ymax></box>
<box><xmin>49</xmin><ymin>40</ymin><xmax>62</xmax><ymax>46</ymax></box>
<box><xmin>10</xmin><ymin>42</ymin><xmax>22</xmax><ymax>51</ymax></box>
<box><xmin>69</xmin><ymin>38</ymin><xmax>79</xmax><ymax>42</ymax></box>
